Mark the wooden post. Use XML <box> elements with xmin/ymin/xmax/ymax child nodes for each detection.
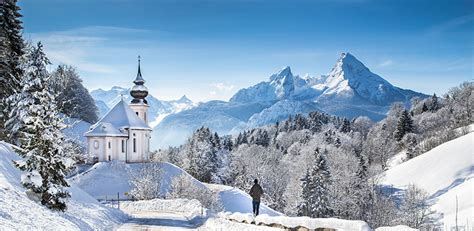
<box><xmin>455</xmin><ymin>195</ymin><xmax>458</xmax><ymax>231</ymax></box>
<box><xmin>117</xmin><ymin>192</ymin><xmax>120</xmax><ymax>210</ymax></box>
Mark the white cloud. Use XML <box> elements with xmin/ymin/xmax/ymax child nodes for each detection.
<box><xmin>378</xmin><ymin>59</ymin><xmax>394</xmax><ymax>67</ymax></box>
<box><xmin>24</xmin><ymin>26</ymin><xmax>152</xmax><ymax>75</ymax></box>
<box><xmin>427</xmin><ymin>14</ymin><xmax>474</xmax><ymax>35</ymax></box>
<box><xmin>211</xmin><ymin>82</ymin><xmax>235</xmax><ymax>91</ymax></box>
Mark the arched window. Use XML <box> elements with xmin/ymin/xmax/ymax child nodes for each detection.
<box><xmin>94</xmin><ymin>140</ymin><xmax>99</xmax><ymax>149</ymax></box>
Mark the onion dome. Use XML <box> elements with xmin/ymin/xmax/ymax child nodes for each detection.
<box><xmin>130</xmin><ymin>56</ymin><xmax>149</xmax><ymax>104</ymax></box>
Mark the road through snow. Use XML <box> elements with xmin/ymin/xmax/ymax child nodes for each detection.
<box><xmin>118</xmin><ymin>211</ymin><xmax>206</xmax><ymax>230</ymax></box>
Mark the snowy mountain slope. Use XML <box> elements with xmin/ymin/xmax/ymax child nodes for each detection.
<box><xmin>244</xmin><ymin>99</ymin><xmax>322</xmax><ymax>129</ymax></box>
<box><xmin>151</xmin><ymin>100</ymin><xmax>273</xmax><ymax>149</ymax></box>
<box><xmin>0</xmin><ymin>141</ymin><xmax>126</xmax><ymax>230</ymax></box>
<box><xmin>153</xmin><ymin>52</ymin><xmax>426</xmax><ymax>148</ymax></box>
<box><xmin>70</xmin><ymin>161</ymin><xmax>280</xmax><ymax>216</ymax></box>
<box><xmin>91</xmin><ymin>86</ymin><xmax>195</xmax><ymax>127</ymax></box>
<box><xmin>63</xmin><ymin>117</ymin><xmax>92</xmax><ymax>145</ymax></box>
<box><xmin>381</xmin><ymin>132</ymin><xmax>474</xmax><ymax>229</ymax></box>
<box><xmin>317</xmin><ymin>53</ymin><xmax>423</xmax><ymax>105</ymax></box>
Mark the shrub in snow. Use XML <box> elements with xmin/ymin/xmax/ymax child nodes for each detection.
<box><xmin>168</xmin><ymin>173</ymin><xmax>223</xmax><ymax>212</ymax></box>
<box><xmin>397</xmin><ymin>184</ymin><xmax>434</xmax><ymax>229</ymax></box>
<box><xmin>129</xmin><ymin>162</ymin><xmax>163</xmax><ymax>200</ymax></box>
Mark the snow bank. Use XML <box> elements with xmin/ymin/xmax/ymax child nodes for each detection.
<box><xmin>120</xmin><ymin>198</ymin><xmax>203</xmax><ymax>218</ymax></box>
<box><xmin>382</xmin><ymin>132</ymin><xmax>474</xmax><ymax>229</ymax></box>
<box><xmin>220</xmin><ymin>212</ymin><xmax>371</xmax><ymax>231</ymax></box>
<box><xmin>71</xmin><ymin>161</ymin><xmax>281</xmax><ymax>216</ymax></box>
<box><xmin>0</xmin><ymin>141</ymin><xmax>127</xmax><ymax>230</ymax></box>
<box><xmin>375</xmin><ymin>225</ymin><xmax>418</xmax><ymax>231</ymax></box>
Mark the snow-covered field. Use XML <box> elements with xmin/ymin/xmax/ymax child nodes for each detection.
<box><xmin>382</xmin><ymin>132</ymin><xmax>473</xmax><ymax>229</ymax></box>
<box><xmin>0</xmin><ymin>141</ymin><xmax>127</xmax><ymax>230</ymax></box>
<box><xmin>70</xmin><ymin>161</ymin><xmax>281</xmax><ymax>216</ymax></box>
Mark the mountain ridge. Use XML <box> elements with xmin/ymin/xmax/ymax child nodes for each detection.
<box><xmin>92</xmin><ymin>52</ymin><xmax>427</xmax><ymax>148</ymax></box>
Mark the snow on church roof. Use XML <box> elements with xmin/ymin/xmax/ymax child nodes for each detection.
<box><xmin>84</xmin><ymin>99</ymin><xmax>151</xmax><ymax>137</ymax></box>
<box><xmin>84</xmin><ymin>122</ymin><xmax>127</xmax><ymax>137</ymax></box>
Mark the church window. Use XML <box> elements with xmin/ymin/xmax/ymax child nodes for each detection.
<box><xmin>133</xmin><ymin>138</ymin><xmax>136</xmax><ymax>152</ymax></box>
<box><xmin>144</xmin><ymin>113</ymin><xmax>146</xmax><ymax>122</ymax></box>
<box><xmin>94</xmin><ymin>140</ymin><xmax>99</xmax><ymax>149</ymax></box>
<box><xmin>121</xmin><ymin>140</ymin><xmax>125</xmax><ymax>152</ymax></box>
<box><xmin>108</xmin><ymin>142</ymin><xmax>111</xmax><ymax>149</ymax></box>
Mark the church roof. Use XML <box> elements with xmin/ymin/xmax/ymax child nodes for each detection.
<box><xmin>84</xmin><ymin>122</ymin><xmax>127</xmax><ymax>137</ymax></box>
<box><xmin>84</xmin><ymin>99</ymin><xmax>151</xmax><ymax>137</ymax></box>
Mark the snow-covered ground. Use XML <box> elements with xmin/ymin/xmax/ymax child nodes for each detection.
<box><xmin>119</xmin><ymin>198</ymin><xmax>282</xmax><ymax>230</ymax></box>
<box><xmin>382</xmin><ymin>132</ymin><xmax>474</xmax><ymax>229</ymax></box>
<box><xmin>0</xmin><ymin>141</ymin><xmax>127</xmax><ymax>230</ymax></box>
<box><xmin>70</xmin><ymin>161</ymin><xmax>281</xmax><ymax>216</ymax></box>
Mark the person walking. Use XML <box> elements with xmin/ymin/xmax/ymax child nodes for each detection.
<box><xmin>249</xmin><ymin>179</ymin><xmax>264</xmax><ymax>216</ymax></box>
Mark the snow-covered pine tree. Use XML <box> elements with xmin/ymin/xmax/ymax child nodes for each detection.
<box><xmin>49</xmin><ymin>65</ymin><xmax>99</xmax><ymax>123</ymax></box>
<box><xmin>352</xmin><ymin>154</ymin><xmax>372</xmax><ymax>220</ymax></box>
<box><xmin>297</xmin><ymin>148</ymin><xmax>332</xmax><ymax>218</ymax></box>
<box><xmin>0</xmin><ymin>0</ymin><xmax>24</xmax><ymax>141</ymax></box>
<box><xmin>430</xmin><ymin>93</ymin><xmax>439</xmax><ymax>112</ymax></box>
<box><xmin>394</xmin><ymin>110</ymin><xmax>414</xmax><ymax>141</ymax></box>
<box><xmin>297</xmin><ymin>169</ymin><xmax>313</xmax><ymax>217</ymax></box>
<box><xmin>185</xmin><ymin>127</ymin><xmax>218</xmax><ymax>182</ymax></box>
<box><xmin>340</xmin><ymin>118</ymin><xmax>351</xmax><ymax>133</ymax></box>
<box><xmin>7</xmin><ymin>42</ymin><xmax>72</xmax><ymax>211</ymax></box>
<box><xmin>421</xmin><ymin>102</ymin><xmax>428</xmax><ymax>113</ymax></box>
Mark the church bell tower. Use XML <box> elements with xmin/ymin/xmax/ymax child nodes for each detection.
<box><xmin>129</xmin><ymin>56</ymin><xmax>149</xmax><ymax>125</ymax></box>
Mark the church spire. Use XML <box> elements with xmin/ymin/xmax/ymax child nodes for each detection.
<box><xmin>130</xmin><ymin>55</ymin><xmax>149</xmax><ymax>104</ymax></box>
<box><xmin>134</xmin><ymin>55</ymin><xmax>145</xmax><ymax>85</ymax></box>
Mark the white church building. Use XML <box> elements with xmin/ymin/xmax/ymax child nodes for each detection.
<box><xmin>84</xmin><ymin>58</ymin><xmax>152</xmax><ymax>163</ymax></box>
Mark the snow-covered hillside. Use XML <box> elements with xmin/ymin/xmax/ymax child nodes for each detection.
<box><xmin>382</xmin><ymin>132</ymin><xmax>473</xmax><ymax>229</ymax></box>
<box><xmin>70</xmin><ymin>161</ymin><xmax>280</xmax><ymax>216</ymax></box>
<box><xmin>91</xmin><ymin>86</ymin><xmax>195</xmax><ymax>127</ymax></box>
<box><xmin>0</xmin><ymin>141</ymin><xmax>127</xmax><ymax>230</ymax></box>
<box><xmin>153</xmin><ymin>53</ymin><xmax>426</xmax><ymax>148</ymax></box>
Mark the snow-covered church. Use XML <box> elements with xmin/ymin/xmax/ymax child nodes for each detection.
<box><xmin>84</xmin><ymin>58</ymin><xmax>152</xmax><ymax>163</ymax></box>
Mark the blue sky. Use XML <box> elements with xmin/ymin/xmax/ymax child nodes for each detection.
<box><xmin>20</xmin><ymin>0</ymin><xmax>473</xmax><ymax>102</ymax></box>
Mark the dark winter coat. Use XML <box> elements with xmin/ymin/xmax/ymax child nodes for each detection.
<box><xmin>249</xmin><ymin>183</ymin><xmax>264</xmax><ymax>201</ymax></box>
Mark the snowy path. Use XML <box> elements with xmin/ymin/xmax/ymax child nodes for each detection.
<box><xmin>118</xmin><ymin>211</ymin><xmax>206</xmax><ymax>230</ymax></box>
<box><xmin>118</xmin><ymin>210</ymin><xmax>282</xmax><ymax>230</ymax></box>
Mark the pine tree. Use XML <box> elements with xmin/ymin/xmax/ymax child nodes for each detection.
<box><xmin>421</xmin><ymin>103</ymin><xmax>428</xmax><ymax>113</ymax></box>
<box><xmin>430</xmin><ymin>93</ymin><xmax>439</xmax><ymax>112</ymax></box>
<box><xmin>49</xmin><ymin>65</ymin><xmax>99</xmax><ymax>123</ymax></box>
<box><xmin>297</xmin><ymin>148</ymin><xmax>332</xmax><ymax>218</ymax></box>
<box><xmin>0</xmin><ymin>0</ymin><xmax>25</xmax><ymax>141</ymax></box>
<box><xmin>186</xmin><ymin>127</ymin><xmax>218</xmax><ymax>183</ymax></box>
<box><xmin>340</xmin><ymin>118</ymin><xmax>351</xmax><ymax>133</ymax></box>
<box><xmin>7</xmin><ymin>42</ymin><xmax>72</xmax><ymax>211</ymax></box>
<box><xmin>394</xmin><ymin>110</ymin><xmax>414</xmax><ymax>141</ymax></box>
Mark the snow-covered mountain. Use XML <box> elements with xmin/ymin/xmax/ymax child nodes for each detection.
<box><xmin>152</xmin><ymin>52</ymin><xmax>426</xmax><ymax>149</ymax></box>
<box><xmin>90</xmin><ymin>87</ymin><xmax>196</xmax><ymax>128</ymax></box>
